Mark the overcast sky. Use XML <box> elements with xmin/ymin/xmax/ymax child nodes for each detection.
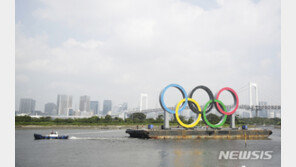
<box><xmin>16</xmin><ymin>0</ymin><xmax>280</xmax><ymax>111</ymax></box>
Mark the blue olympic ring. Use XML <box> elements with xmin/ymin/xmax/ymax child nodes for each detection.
<box><xmin>159</xmin><ymin>84</ymin><xmax>188</xmax><ymax>114</ymax></box>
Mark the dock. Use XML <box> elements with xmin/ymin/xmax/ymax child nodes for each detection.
<box><xmin>126</xmin><ymin>128</ymin><xmax>272</xmax><ymax>139</ymax></box>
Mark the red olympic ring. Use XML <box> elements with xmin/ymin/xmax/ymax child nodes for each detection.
<box><xmin>215</xmin><ymin>87</ymin><xmax>239</xmax><ymax>115</ymax></box>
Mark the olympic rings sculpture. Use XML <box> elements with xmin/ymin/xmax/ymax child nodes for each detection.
<box><xmin>159</xmin><ymin>84</ymin><xmax>239</xmax><ymax>129</ymax></box>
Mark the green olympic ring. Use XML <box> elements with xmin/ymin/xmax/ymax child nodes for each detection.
<box><xmin>203</xmin><ymin>99</ymin><xmax>228</xmax><ymax>128</ymax></box>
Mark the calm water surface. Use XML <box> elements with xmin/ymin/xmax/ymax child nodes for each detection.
<box><xmin>16</xmin><ymin>127</ymin><xmax>280</xmax><ymax>167</ymax></box>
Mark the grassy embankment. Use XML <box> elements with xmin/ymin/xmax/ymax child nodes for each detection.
<box><xmin>15</xmin><ymin>114</ymin><xmax>280</xmax><ymax>128</ymax></box>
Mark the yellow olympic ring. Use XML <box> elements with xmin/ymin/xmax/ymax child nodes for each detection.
<box><xmin>175</xmin><ymin>98</ymin><xmax>201</xmax><ymax>128</ymax></box>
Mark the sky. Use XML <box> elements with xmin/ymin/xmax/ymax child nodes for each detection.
<box><xmin>15</xmin><ymin>0</ymin><xmax>281</xmax><ymax>112</ymax></box>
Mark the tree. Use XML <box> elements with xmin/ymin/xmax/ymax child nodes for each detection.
<box><xmin>54</xmin><ymin>118</ymin><xmax>63</xmax><ymax>124</ymax></box>
<box><xmin>206</xmin><ymin>113</ymin><xmax>220</xmax><ymax>124</ymax></box>
<box><xmin>225</xmin><ymin>115</ymin><xmax>239</xmax><ymax>124</ymax></box>
<box><xmin>113</xmin><ymin>117</ymin><xmax>123</xmax><ymax>123</ymax></box>
<box><xmin>178</xmin><ymin>115</ymin><xmax>186</xmax><ymax>123</ymax></box>
<box><xmin>146</xmin><ymin>118</ymin><xmax>155</xmax><ymax>123</ymax></box>
<box><xmin>156</xmin><ymin>114</ymin><xmax>164</xmax><ymax>123</ymax></box>
<box><xmin>130</xmin><ymin>113</ymin><xmax>146</xmax><ymax>123</ymax></box>
<box><xmin>40</xmin><ymin>116</ymin><xmax>51</xmax><ymax>122</ymax></box>
<box><xmin>89</xmin><ymin>116</ymin><xmax>100</xmax><ymax>123</ymax></box>
<box><xmin>124</xmin><ymin>118</ymin><xmax>132</xmax><ymax>123</ymax></box>
<box><xmin>15</xmin><ymin>115</ymin><xmax>32</xmax><ymax>122</ymax></box>
<box><xmin>104</xmin><ymin>115</ymin><xmax>112</xmax><ymax>123</ymax></box>
<box><xmin>171</xmin><ymin>115</ymin><xmax>185</xmax><ymax>124</ymax></box>
<box><xmin>187</xmin><ymin>117</ymin><xmax>194</xmax><ymax>124</ymax></box>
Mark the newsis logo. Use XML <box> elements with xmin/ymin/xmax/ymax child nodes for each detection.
<box><xmin>218</xmin><ymin>151</ymin><xmax>273</xmax><ymax>160</ymax></box>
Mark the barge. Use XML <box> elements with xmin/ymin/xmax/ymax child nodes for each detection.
<box><xmin>126</xmin><ymin>128</ymin><xmax>272</xmax><ymax>139</ymax></box>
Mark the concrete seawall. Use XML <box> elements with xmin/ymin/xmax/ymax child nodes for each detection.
<box><xmin>126</xmin><ymin>129</ymin><xmax>272</xmax><ymax>139</ymax></box>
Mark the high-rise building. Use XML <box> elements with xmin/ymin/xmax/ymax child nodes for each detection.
<box><xmin>251</xmin><ymin>110</ymin><xmax>256</xmax><ymax>118</ymax></box>
<box><xmin>259</xmin><ymin>110</ymin><xmax>267</xmax><ymax>118</ymax></box>
<box><xmin>268</xmin><ymin>111</ymin><xmax>275</xmax><ymax>118</ymax></box>
<box><xmin>90</xmin><ymin>101</ymin><xmax>99</xmax><ymax>115</ymax></box>
<box><xmin>32</xmin><ymin>110</ymin><xmax>44</xmax><ymax>115</ymax></box>
<box><xmin>57</xmin><ymin>95</ymin><xmax>73</xmax><ymax>116</ymax></box>
<box><xmin>114</xmin><ymin>102</ymin><xmax>128</xmax><ymax>114</ymax></box>
<box><xmin>121</xmin><ymin>103</ymin><xmax>128</xmax><ymax>110</ymax></box>
<box><xmin>275</xmin><ymin>111</ymin><xmax>281</xmax><ymax>118</ymax></box>
<box><xmin>44</xmin><ymin>103</ymin><xmax>57</xmax><ymax>115</ymax></box>
<box><xmin>258</xmin><ymin>101</ymin><xmax>268</xmax><ymax>118</ymax></box>
<box><xmin>68</xmin><ymin>108</ymin><xmax>75</xmax><ymax>116</ymax></box>
<box><xmin>103</xmin><ymin>100</ymin><xmax>112</xmax><ymax>115</ymax></box>
<box><xmin>243</xmin><ymin>112</ymin><xmax>251</xmax><ymax>118</ymax></box>
<box><xmin>79</xmin><ymin>95</ymin><xmax>90</xmax><ymax>112</ymax></box>
<box><xmin>19</xmin><ymin>98</ymin><xmax>36</xmax><ymax>114</ymax></box>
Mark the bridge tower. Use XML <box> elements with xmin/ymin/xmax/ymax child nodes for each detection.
<box><xmin>249</xmin><ymin>82</ymin><xmax>259</xmax><ymax>117</ymax></box>
<box><xmin>140</xmin><ymin>93</ymin><xmax>148</xmax><ymax>112</ymax></box>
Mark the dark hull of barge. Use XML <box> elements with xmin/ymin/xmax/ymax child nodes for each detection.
<box><xmin>126</xmin><ymin>129</ymin><xmax>272</xmax><ymax>139</ymax></box>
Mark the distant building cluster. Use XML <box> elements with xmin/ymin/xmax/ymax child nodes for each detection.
<box><xmin>19</xmin><ymin>98</ymin><xmax>35</xmax><ymax>114</ymax></box>
<box><xmin>16</xmin><ymin>95</ymin><xmax>280</xmax><ymax>120</ymax></box>
<box><xmin>57</xmin><ymin>95</ymin><xmax>72</xmax><ymax>116</ymax></box>
<box><xmin>240</xmin><ymin>101</ymin><xmax>281</xmax><ymax>119</ymax></box>
<box><xmin>16</xmin><ymin>95</ymin><xmax>128</xmax><ymax>119</ymax></box>
<box><xmin>103</xmin><ymin>100</ymin><xmax>112</xmax><ymax>116</ymax></box>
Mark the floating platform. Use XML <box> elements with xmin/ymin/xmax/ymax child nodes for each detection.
<box><xmin>126</xmin><ymin>128</ymin><xmax>272</xmax><ymax>139</ymax></box>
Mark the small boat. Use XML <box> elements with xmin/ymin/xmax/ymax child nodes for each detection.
<box><xmin>34</xmin><ymin>131</ymin><xmax>68</xmax><ymax>140</ymax></box>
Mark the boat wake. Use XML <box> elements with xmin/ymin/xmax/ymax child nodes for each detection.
<box><xmin>69</xmin><ymin>136</ymin><xmax>127</xmax><ymax>140</ymax></box>
<box><xmin>67</xmin><ymin>130</ymin><xmax>123</xmax><ymax>135</ymax></box>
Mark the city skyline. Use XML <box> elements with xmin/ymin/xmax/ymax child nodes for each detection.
<box><xmin>16</xmin><ymin>94</ymin><xmax>280</xmax><ymax>119</ymax></box>
<box><xmin>17</xmin><ymin>95</ymin><xmax>129</xmax><ymax>115</ymax></box>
